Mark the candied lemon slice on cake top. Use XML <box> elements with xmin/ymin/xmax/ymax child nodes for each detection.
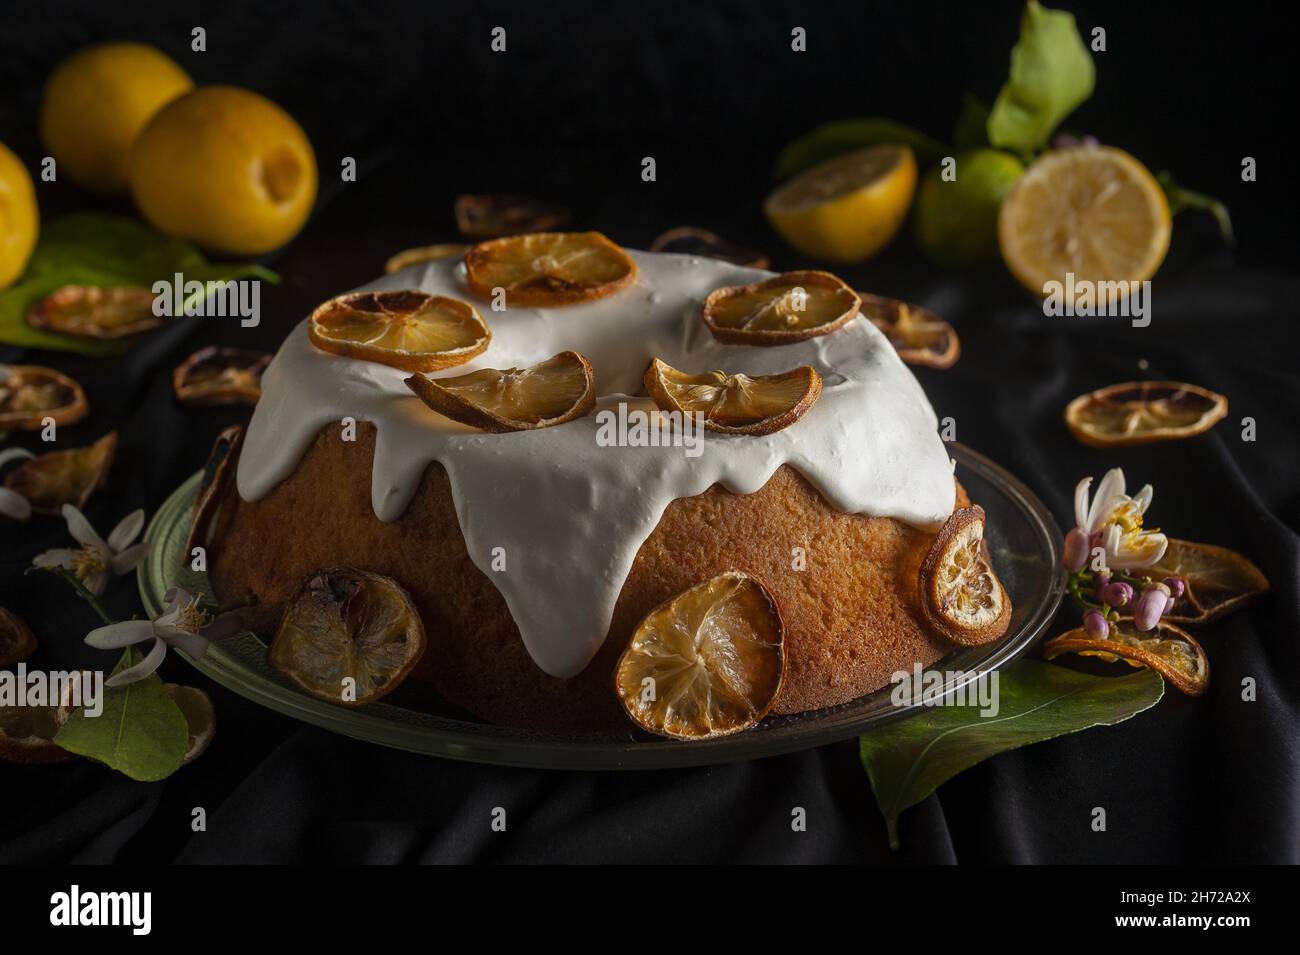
<box><xmin>644</xmin><ymin>358</ymin><xmax>821</xmax><ymax>435</ymax></box>
<box><xmin>998</xmin><ymin>146</ymin><xmax>1171</xmax><ymax>302</ymax></box>
<box><xmin>27</xmin><ymin>285</ymin><xmax>159</xmax><ymax>339</ymax></box>
<box><xmin>308</xmin><ymin>289</ymin><xmax>490</xmax><ymax>372</ymax></box>
<box><xmin>702</xmin><ymin>270</ymin><xmax>860</xmax><ymax>345</ymax></box>
<box><xmin>1044</xmin><ymin>620</ymin><xmax>1209</xmax><ymax>697</ymax></box>
<box><xmin>919</xmin><ymin>506</ymin><xmax>1011</xmax><ymax>646</ymax></box>
<box><xmin>3</xmin><ymin>432</ymin><xmax>116</xmax><ymax>515</ymax></box>
<box><xmin>1064</xmin><ymin>380</ymin><xmax>1227</xmax><ymax>448</ymax></box>
<box><xmin>270</xmin><ymin>567</ymin><xmax>426</xmax><ymax>707</ymax></box>
<box><xmin>615</xmin><ymin>571</ymin><xmax>785</xmax><ymax>740</ymax></box>
<box><xmin>384</xmin><ymin>243</ymin><xmax>472</xmax><ymax>274</ymax></box>
<box><xmin>405</xmin><ymin>350</ymin><xmax>596</xmax><ymax>433</ymax></box>
<box><xmin>463</xmin><ymin>231</ymin><xmax>636</xmax><ymax>307</ymax></box>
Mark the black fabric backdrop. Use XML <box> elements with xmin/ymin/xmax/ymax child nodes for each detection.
<box><xmin>1</xmin><ymin>0</ymin><xmax>1297</xmax><ymax>864</ymax></box>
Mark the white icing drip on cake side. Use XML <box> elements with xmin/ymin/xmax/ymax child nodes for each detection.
<box><xmin>237</xmin><ymin>251</ymin><xmax>956</xmax><ymax>678</ymax></box>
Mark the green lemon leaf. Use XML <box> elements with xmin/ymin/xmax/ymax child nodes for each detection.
<box><xmin>859</xmin><ymin>659</ymin><xmax>1163</xmax><ymax>849</ymax></box>
<box><xmin>952</xmin><ymin>94</ymin><xmax>991</xmax><ymax>150</ymax></box>
<box><xmin>0</xmin><ymin>213</ymin><xmax>278</xmax><ymax>355</ymax></box>
<box><xmin>774</xmin><ymin>118</ymin><xmax>947</xmax><ymax>179</ymax></box>
<box><xmin>54</xmin><ymin>647</ymin><xmax>189</xmax><ymax>781</ymax></box>
<box><xmin>1157</xmin><ymin>171</ymin><xmax>1235</xmax><ymax>246</ymax></box>
<box><xmin>987</xmin><ymin>1</ymin><xmax>1095</xmax><ymax>155</ymax></box>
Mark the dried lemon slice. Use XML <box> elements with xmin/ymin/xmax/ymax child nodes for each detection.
<box><xmin>615</xmin><ymin>571</ymin><xmax>785</xmax><ymax>740</ymax></box>
<box><xmin>463</xmin><ymin>231</ymin><xmax>637</xmax><ymax>307</ymax></box>
<box><xmin>173</xmin><ymin>347</ymin><xmax>270</xmax><ymax>406</ymax></box>
<box><xmin>919</xmin><ymin>506</ymin><xmax>1011</xmax><ymax>646</ymax></box>
<box><xmin>1139</xmin><ymin>539</ymin><xmax>1269</xmax><ymax>626</ymax></box>
<box><xmin>0</xmin><ymin>694</ymin><xmax>75</xmax><ymax>764</ymax></box>
<box><xmin>0</xmin><ymin>608</ymin><xmax>37</xmax><ymax>667</ymax></box>
<box><xmin>308</xmin><ymin>289</ymin><xmax>491</xmax><ymax>372</ymax></box>
<box><xmin>1064</xmin><ymin>380</ymin><xmax>1228</xmax><ymax>447</ymax></box>
<box><xmin>385</xmin><ymin>243</ymin><xmax>472</xmax><ymax>274</ymax></box>
<box><xmin>455</xmin><ymin>195</ymin><xmax>571</xmax><ymax>238</ymax></box>
<box><xmin>186</xmin><ymin>425</ymin><xmax>243</xmax><ymax>560</ymax></box>
<box><xmin>405</xmin><ymin>351</ymin><xmax>595</xmax><ymax>433</ymax></box>
<box><xmin>859</xmin><ymin>293</ymin><xmax>960</xmax><ymax>369</ymax></box>
<box><xmin>701</xmin><ymin>270</ymin><xmax>860</xmax><ymax>345</ymax></box>
<box><xmin>270</xmin><ymin>567</ymin><xmax>426</xmax><ymax>707</ymax></box>
<box><xmin>27</xmin><ymin>285</ymin><xmax>159</xmax><ymax>339</ymax></box>
<box><xmin>1044</xmin><ymin>620</ymin><xmax>1209</xmax><ymax>697</ymax></box>
<box><xmin>164</xmin><ymin>684</ymin><xmax>216</xmax><ymax>763</ymax></box>
<box><xmin>2</xmin><ymin>432</ymin><xmax>116</xmax><ymax>515</ymax></box>
<box><xmin>649</xmin><ymin>226</ymin><xmax>768</xmax><ymax>269</ymax></box>
<box><xmin>0</xmin><ymin>364</ymin><xmax>89</xmax><ymax>430</ymax></box>
<box><xmin>643</xmin><ymin>357</ymin><xmax>822</xmax><ymax>435</ymax></box>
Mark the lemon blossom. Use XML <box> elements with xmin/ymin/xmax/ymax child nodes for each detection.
<box><xmin>0</xmin><ymin>448</ymin><xmax>35</xmax><ymax>521</ymax></box>
<box><xmin>1065</xmin><ymin>468</ymin><xmax>1167</xmax><ymax>572</ymax></box>
<box><xmin>32</xmin><ymin>505</ymin><xmax>148</xmax><ymax>596</ymax></box>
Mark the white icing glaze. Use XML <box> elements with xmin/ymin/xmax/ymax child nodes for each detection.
<box><xmin>238</xmin><ymin>251</ymin><xmax>956</xmax><ymax>678</ymax></box>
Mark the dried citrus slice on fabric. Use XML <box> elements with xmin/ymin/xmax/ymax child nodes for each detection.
<box><xmin>186</xmin><ymin>425</ymin><xmax>243</xmax><ymax>560</ymax></box>
<box><xmin>919</xmin><ymin>506</ymin><xmax>1012</xmax><ymax>646</ymax></box>
<box><xmin>0</xmin><ymin>696</ymin><xmax>75</xmax><ymax>765</ymax></box>
<box><xmin>270</xmin><ymin>567</ymin><xmax>426</xmax><ymax>707</ymax></box>
<box><xmin>1139</xmin><ymin>539</ymin><xmax>1270</xmax><ymax>626</ymax></box>
<box><xmin>615</xmin><ymin>571</ymin><xmax>785</xmax><ymax>740</ymax></box>
<box><xmin>454</xmin><ymin>194</ymin><xmax>571</xmax><ymax>238</ymax></box>
<box><xmin>0</xmin><ymin>364</ymin><xmax>89</xmax><ymax>430</ymax></box>
<box><xmin>163</xmin><ymin>684</ymin><xmax>216</xmax><ymax>763</ymax></box>
<box><xmin>26</xmin><ymin>285</ymin><xmax>159</xmax><ymax>339</ymax></box>
<box><xmin>764</xmin><ymin>144</ymin><xmax>917</xmax><ymax>263</ymax></box>
<box><xmin>858</xmin><ymin>293</ymin><xmax>960</xmax><ymax>369</ymax></box>
<box><xmin>649</xmin><ymin>226</ymin><xmax>768</xmax><ymax>269</ymax></box>
<box><xmin>463</xmin><ymin>231</ymin><xmax>637</xmax><ymax>307</ymax></box>
<box><xmin>405</xmin><ymin>351</ymin><xmax>596</xmax><ymax>433</ymax></box>
<box><xmin>307</xmin><ymin>289</ymin><xmax>491</xmax><ymax>372</ymax></box>
<box><xmin>0</xmin><ymin>608</ymin><xmax>37</xmax><ymax>666</ymax></box>
<box><xmin>173</xmin><ymin>347</ymin><xmax>271</xmax><ymax>406</ymax></box>
<box><xmin>1044</xmin><ymin>620</ymin><xmax>1209</xmax><ymax>697</ymax></box>
<box><xmin>998</xmin><ymin>146</ymin><xmax>1171</xmax><ymax>301</ymax></box>
<box><xmin>384</xmin><ymin>243</ymin><xmax>472</xmax><ymax>274</ymax></box>
<box><xmin>1064</xmin><ymin>380</ymin><xmax>1228</xmax><ymax>448</ymax></box>
<box><xmin>644</xmin><ymin>358</ymin><xmax>822</xmax><ymax>436</ymax></box>
<box><xmin>701</xmin><ymin>270</ymin><xmax>860</xmax><ymax>345</ymax></box>
<box><xmin>2</xmin><ymin>431</ymin><xmax>116</xmax><ymax>515</ymax></box>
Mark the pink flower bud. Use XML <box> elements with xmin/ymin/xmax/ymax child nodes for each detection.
<box><xmin>1083</xmin><ymin>609</ymin><xmax>1110</xmax><ymax>640</ymax></box>
<box><xmin>1102</xmin><ymin>581</ymin><xmax>1135</xmax><ymax>607</ymax></box>
<box><xmin>1134</xmin><ymin>582</ymin><xmax>1172</xmax><ymax>631</ymax></box>
<box><xmin>1063</xmin><ymin>528</ymin><xmax>1089</xmax><ymax>571</ymax></box>
<box><xmin>1164</xmin><ymin>576</ymin><xmax>1186</xmax><ymax>600</ymax></box>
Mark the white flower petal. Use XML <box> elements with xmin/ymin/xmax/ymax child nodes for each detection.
<box><xmin>86</xmin><ymin>619</ymin><xmax>157</xmax><ymax>649</ymax></box>
<box><xmin>1073</xmin><ymin>476</ymin><xmax>1092</xmax><ymax>530</ymax></box>
<box><xmin>0</xmin><ymin>487</ymin><xmax>31</xmax><ymax>521</ymax></box>
<box><xmin>162</xmin><ymin>586</ymin><xmax>194</xmax><ymax>606</ymax></box>
<box><xmin>62</xmin><ymin>504</ymin><xmax>107</xmax><ymax>550</ymax></box>
<box><xmin>1087</xmin><ymin>469</ymin><xmax>1126</xmax><ymax>531</ymax></box>
<box><xmin>107</xmin><ymin>509</ymin><xmax>145</xmax><ymax>552</ymax></box>
<box><xmin>110</xmin><ymin>542</ymin><xmax>148</xmax><ymax>575</ymax></box>
<box><xmin>85</xmin><ymin>570</ymin><xmax>111</xmax><ymax>597</ymax></box>
<box><xmin>161</xmin><ymin>629</ymin><xmax>210</xmax><ymax>659</ymax></box>
<box><xmin>1132</xmin><ymin>484</ymin><xmax>1153</xmax><ymax>515</ymax></box>
<box><xmin>105</xmin><ymin>638</ymin><xmax>168</xmax><ymax>688</ymax></box>
<box><xmin>0</xmin><ymin>447</ymin><xmax>36</xmax><ymax>468</ymax></box>
<box><xmin>31</xmin><ymin>548</ymin><xmax>75</xmax><ymax>569</ymax></box>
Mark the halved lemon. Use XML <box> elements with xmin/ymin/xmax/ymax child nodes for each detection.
<box><xmin>0</xmin><ymin>608</ymin><xmax>37</xmax><ymax>667</ymax></box>
<box><xmin>0</xmin><ymin>364</ymin><xmax>89</xmax><ymax>430</ymax></box>
<box><xmin>463</xmin><ymin>231</ymin><xmax>637</xmax><ymax>307</ymax></box>
<box><xmin>172</xmin><ymin>347</ymin><xmax>270</xmax><ymax>406</ymax></box>
<box><xmin>615</xmin><ymin>571</ymin><xmax>784</xmax><ymax>740</ymax></box>
<box><xmin>1044</xmin><ymin>620</ymin><xmax>1209</xmax><ymax>697</ymax></box>
<box><xmin>3</xmin><ymin>431</ymin><xmax>116</xmax><ymax>515</ymax></box>
<box><xmin>649</xmin><ymin>226</ymin><xmax>768</xmax><ymax>269</ymax></box>
<box><xmin>859</xmin><ymin>293</ymin><xmax>960</xmax><ymax>369</ymax></box>
<box><xmin>164</xmin><ymin>684</ymin><xmax>216</xmax><ymax>763</ymax></box>
<box><xmin>270</xmin><ymin>567</ymin><xmax>426</xmax><ymax>707</ymax></box>
<box><xmin>764</xmin><ymin>144</ymin><xmax>917</xmax><ymax>263</ymax></box>
<box><xmin>307</xmin><ymin>289</ymin><xmax>491</xmax><ymax>372</ymax></box>
<box><xmin>405</xmin><ymin>351</ymin><xmax>596</xmax><ymax>433</ymax></box>
<box><xmin>998</xmin><ymin>146</ymin><xmax>1171</xmax><ymax>302</ymax></box>
<box><xmin>384</xmin><ymin>243</ymin><xmax>472</xmax><ymax>274</ymax></box>
<box><xmin>919</xmin><ymin>506</ymin><xmax>1011</xmax><ymax>646</ymax></box>
<box><xmin>1064</xmin><ymin>380</ymin><xmax>1227</xmax><ymax>448</ymax></box>
<box><xmin>1139</xmin><ymin>539</ymin><xmax>1269</xmax><ymax>626</ymax></box>
<box><xmin>27</xmin><ymin>285</ymin><xmax>159</xmax><ymax>339</ymax></box>
<box><xmin>186</xmin><ymin>425</ymin><xmax>243</xmax><ymax>560</ymax></box>
<box><xmin>701</xmin><ymin>270</ymin><xmax>860</xmax><ymax>345</ymax></box>
<box><xmin>644</xmin><ymin>358</ymin><xmax>821</xmax><ymax>436</ymax></box>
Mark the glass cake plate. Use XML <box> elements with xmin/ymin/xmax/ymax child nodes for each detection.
<box><xmin>138</xmin><ymin>442</ymin><xmax>1064</xmax><ymax>770</ymax></box>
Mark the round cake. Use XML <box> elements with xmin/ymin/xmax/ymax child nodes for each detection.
<box><xmin>204</xmin><ymin>245</ymin><xmax>1006</xmax><ymax>734</ymax></box>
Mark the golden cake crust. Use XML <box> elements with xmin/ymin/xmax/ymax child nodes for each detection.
<box><xmin>209</xmin><ymin>424</ymin><xmax>975</xmax><ymax>734</ymax></box>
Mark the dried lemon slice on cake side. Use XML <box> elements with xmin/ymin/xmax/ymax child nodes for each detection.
<box><xmin>615</xmin><ymin>571</ymin><xmax>785</xmax><ymax>740</ymax></box>
<box><xmin>919</xmin><ymin>506</ymin><xmax>1011</xmax><ymax>646</ymax></box>
<box><xmin>0</xmin><ymin>364</ymin><xmax>89</xmax><ymax>430</ymax></box>
<box><xmin>644</xmin><ymin>358</ymin><xmax>822</xmax><ymax>436</ymax></box>
<box><xmin>463</xmin><ymin>231</ymin><xmax>637</xmax><ymax>307</ymax></box>
<box><xmin>405</xmin><ymin>351</ymin><xmax>596</xmax><ymax>433</ymax></box>
<box><xmin>1044</xmin><ymin>621</ymin><xmax>1209</xmax><ymax>697</ymax></box>
<box><xmin>858</xmin><ymin>293</ymin><xmax>960</xmax><ymax>369</ymax></box>
<box><xmin>3</xmin><ymin>432</ymin><xmax>116</xmax><ymax>515</ymax></box>
<box><xmin>701</xmin><ymin>270</ymin><xmax>860</xmax><ymax>345</ymax></box>
<box><xmin>1064</xmin><ymin>380</ymin><xmax>1228</xmax><ymax>447</ymax></box>
<box><xmin>270</xmin><ymin>567</ymin><xmax>426</xmax><ymax>707</ymax></box>
<box><xmin>308</xmin><ymin>289</ymin><xmax>491</xmax><ymax>372</ymax></box>
<box><xmin>27</xmin><ymin>285</ymin><xmax>160</xmax><ymax>339</ymax></box>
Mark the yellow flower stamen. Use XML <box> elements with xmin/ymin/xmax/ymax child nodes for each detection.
<box><xmin>69</xmin><ymin>545</ymin><xmax>106</xmax><ymax>580</ymax></box>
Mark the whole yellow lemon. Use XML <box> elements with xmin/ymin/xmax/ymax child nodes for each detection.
<box><xmin>40</xmin><ymin>42</ymin><xmax>193</xmax><ymax>196</ymax></box>
<box><xmin>0</xmin><ymin>141</ymin><xmax>39</xmax><ymax>289</ymax></box>
<box><xmin>130</xmin><ymin>86</ymin><xmax>317</xmax><ymax>255</ymax></box>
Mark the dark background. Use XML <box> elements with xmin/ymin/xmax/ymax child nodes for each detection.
<box><xmin>1</xmin><ymin>0</ymin><xmax>1297</xmax><ymax>863</ymax></box>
